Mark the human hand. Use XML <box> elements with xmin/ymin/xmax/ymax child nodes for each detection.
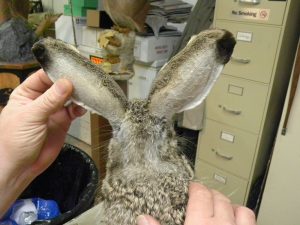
<box><xmin>137</xmin><ymin>182</ymin><xmax>256</xmax><ymax>225</ymax></box>
<box><xmin>0</xmin><ymin>69</ymin><xmax>86</xmax><ymax>217</ymax></box>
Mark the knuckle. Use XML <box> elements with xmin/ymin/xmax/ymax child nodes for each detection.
<box><xmin>41</xmin><ymin>92</ymin><xmax>58</xmax><ymax>109</ymax></box>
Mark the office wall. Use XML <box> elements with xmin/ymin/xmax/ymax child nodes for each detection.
<box><xmin>257</xmin><ymin>41</ymin><xmax>300</xmax><ymax>225</ymax></box>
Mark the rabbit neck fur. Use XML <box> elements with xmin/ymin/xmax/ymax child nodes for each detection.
<box><xmin>100</xmin><ymin>99</ymin><xmax>193</xmax><ymax>225</ymax></box>
<box><xmin>105</xmin><ymin>99</ymin><xmax>193</xmax><ymax>178</ymax></box>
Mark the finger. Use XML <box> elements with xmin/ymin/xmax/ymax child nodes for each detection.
<box><xmin>184</xmin><ymin>182</ymin><xmax>214</xmax><ymax>225</ymax></box>
<box><xmin>137</xmin><ymin>215</ymin><xmax>160</xmax><ymax>225</ymax></box>
<box><xmin>212</xmin><ymin>190</ymin><xmax>235</xmax><ymax>221</ymax></box>
<box><xmin>67</xmin><ymin>104</ymin><xmax>87</xmax><ymax>120</ymax></box>
<box><xmin>31</xmin><ymin>79</ymin><xmax>73</xmax><ymax>121</ymax></box>
<box><xmin>44</xmin><ymin>103</ymin><xmax>86</xmax><ymax>133</ymax></box>
<box><xmin>12</xmin><ymin>69</ymin><xmax>53</xmax><ymax>100</ymax></box>
<box><xmin>234</xmin><ymin>206</ymin><xmax>257</xmax><ymax>225</ymax></box>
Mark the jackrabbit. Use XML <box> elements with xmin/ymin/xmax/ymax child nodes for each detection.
<box><xmin>32</xmin><ymin>28</ymin><xmax>236</xmax><ymax>225</ymax></box>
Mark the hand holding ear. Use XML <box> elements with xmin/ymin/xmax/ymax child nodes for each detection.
<box><xmin>0</xmin><ymin>69</ymin><xmax>86</xmax><ymax>217</ymax></box>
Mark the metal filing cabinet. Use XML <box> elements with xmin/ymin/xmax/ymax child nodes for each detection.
<box><xmin>195</xmin><ymin>0</ymin><xmax>300</xmax><ymax>205</ymax></box>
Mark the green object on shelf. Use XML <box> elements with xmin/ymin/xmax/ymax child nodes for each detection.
<box><xmin>69</xmin><ymin>0</ymin><xmax>98</xmax><ymax>8</ymax></box>
<box><xmin>64</xmin><ymin>4</ymin><xmax>95</xmax><ymax>17</ymax></box>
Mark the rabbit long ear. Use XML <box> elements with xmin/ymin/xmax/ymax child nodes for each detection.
<box><xmin>148</xmin><ymin>59</ymin><xmax>223</xmax><ymax>119</ymax></box>
<box><xmin>32</xmin><ymin>38</ymin><xmax>128</xmax><ymax>128</ymax></box>
<box><xmin>147</xmin><ymin>29</ymin><xmax>236</xmax><ymax>120</ymax></box>
<box><xmin>64</xmin><ymin>63</ymin><xmax>128</xmax><ymax>128</ymax></box>
<box><xmin>70</xmin><ymin>67</ymin><xmax>128</xmax><ymax>128</ymax></box>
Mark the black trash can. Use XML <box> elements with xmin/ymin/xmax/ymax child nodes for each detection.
<box><xmin>19</xmin><ymin>144</ymin><xmax>99</xmax><ymax>225</ymax></box>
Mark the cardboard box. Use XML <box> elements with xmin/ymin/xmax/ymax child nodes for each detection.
<box><xmin>128</xmin><ymin>63</ymin><xmax>161</xmax><ymax>100</ymax></box>
<box><xmin>134</xmin><ymin>35</ymin><xmax>181</xmax><ymax>63</ymax></box>
<box><xmin>55</xmin><ymin>15</ymin><xmax>86</xmax><ymax>45</ymax></box>
<box><xmin>67</xmin><ymin>112</ymin><xmax>92</xmax><ymax>145</ymax></box>
<box><xmin>81</xmin><ymin>26</ymin><xmax>99</xmax><ymax>48</ymax></box>
<box><xmin>177</xmin><ymin>103</ymin><xmax>204</xmax><ymax>131</ymax></box>
<box><xmin>77</xmin><ymin>45</ymin><xmax>106</xmax><ymax>59</ymax></box>
<box><xmin>64</xmin><ymin>4</ymin><xmax>95</xmax><ymax>17</ymax></box>
<box><xmin>86</xmin><ymin>10</ymin><xmax>114</xmax><ymax>29</ymax></box>
<box><xmin>135</xmin><ymin>59</ymin><xmax>168</xmax><ymax>68</ymax></box>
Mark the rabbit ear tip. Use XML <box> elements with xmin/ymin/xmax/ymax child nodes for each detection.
<box><xmin>216</xmin><ymin>30</ymin><xmax>236</xmax><ymax>64</ymax></box>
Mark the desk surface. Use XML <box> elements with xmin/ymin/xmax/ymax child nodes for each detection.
<box><xmin>0</xmin><ymin>60</ymin><xmax>39</xmax><ymax>70</ymax></box>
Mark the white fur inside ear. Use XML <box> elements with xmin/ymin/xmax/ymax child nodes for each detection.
<box><xmin>71</xmin><ymin>98</ymin><xmax>102</xmax><ymax>115</ymax></box>
<box><xmin>178</xmin><ymin>65</ymin><xmax>224</xmax><ymax>112</ymax></box>
<box><xmin>187</xmin><ymin>35</ymin><xmax>197</xmax><ymax>45</ymax></box>
<box><xmin>68</xmin><ymin>43</ymin><xmax>80</xmax><ymax>54</ymax></box>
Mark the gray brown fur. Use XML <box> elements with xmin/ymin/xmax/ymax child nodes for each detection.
<box><xmin>31</xmin><ymin>29</ymin><xmax>235</xmax><ymax>225</ymax></box>
<box><xmin>98</xmin><ymin>99</ymin><xmax>194</xmax><ymax>224</ymax></box>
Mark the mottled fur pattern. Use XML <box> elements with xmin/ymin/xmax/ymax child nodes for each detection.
<box><xmin>31</xmin><ymin>29</ymin><xmax>236</xmax><ymax>225</ymax></box>
<box><xmin>98</xmin><ymin>100</ymin><xmax>194</xmax><ymax>225</ymax></box>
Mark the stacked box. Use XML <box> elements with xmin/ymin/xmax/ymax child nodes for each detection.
<box><xmin>134</xmin><ymin>35</ymin><xmax>181</xmax><ymax>64</ymax></box>
<box><xmin>63</xmin><ymin>5</ymin><xmax>89</xmax><ymax>17</ymax></box>
<box><xmin>64</xmin><ymin>0</ymin><xmax>98</xmax><ymax>17</ymax></box>
<box><xmin>69</xmin><ymin>0</ymin><xmax>98</xmax><ymax>8</ymax></box>
<box><xmin>86</xmin><ymin>10</ymin><xmax>114</xmax><ymax>28</ymax></box>
<box><xmin>55</xmin><ymin>15</ymin><xmax>86</xmax><ymax>46</ymax></box>
<box><xmin>67</xmin><ymin>112</ymin><xmax>92</xmax><ymax>145</ymax></box>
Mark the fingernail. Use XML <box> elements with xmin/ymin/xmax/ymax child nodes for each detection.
<box><xmin>137</xmin><ymin>215</ymin><xmax>149</xmax><ymax>225</ymax></box>
<box><xmin>55</xmin><ymin>79</ymin><xmax>69</xmax><ymax>96</ymax></box>
<box><xmin>74</xmin><ymin>106</ymin><xmax>87</xmax><ymax>116</ymax></box>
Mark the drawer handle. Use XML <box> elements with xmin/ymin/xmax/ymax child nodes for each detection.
<box><xmin>231</xmin><ymin>56</ymin><xmax>251</xmax><ymax>64</ymax></box>
<box><xmin>239</xmin><ymin>0</ymin><xmax>260</xmax><ymax>5</ymax></box>
<box><xmin>222</xmin><ymin>106</ymin><xmax>242</xmax><ymax>115</ymax></box>
<box><xmin>213</xmin><ymin>149</ymin><xmax>233</xmax><ymax>160</ymax></box>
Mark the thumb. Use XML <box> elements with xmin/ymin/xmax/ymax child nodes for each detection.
<box><xmin>137</xmin><ymin>215</ymin><xmax>161</xmax><ymax>225</ymax></box>
<box><xmin>32</xmin><ymin>79</ymin><xmax>73</xmax><ymax>120</ymax></box>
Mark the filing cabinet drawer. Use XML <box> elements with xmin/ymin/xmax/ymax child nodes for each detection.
<box><xmin>206</xmin><ymin>74</ymin><xmax>269</xmax><ymax>133</ymax></box>
<box><xmin>215</xmin><ymin>21</ymin><xmax>281</xmax><ymax>83</ymax></box>
<box><xmin>198</xmin><ymin>119</ymin><xmax>258</xmax><ymax>179</ymax></box>
<box><xmin>195</xmin><ymin>160</ymin><xmax>248</xmax><ymax>204</ymax></box>
<box><xmin>215</xmin><ymin>0</ymin><xmax>287</xmax><ymax>25</ymax></box>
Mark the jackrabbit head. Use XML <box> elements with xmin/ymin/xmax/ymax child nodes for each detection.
<box><xmin>32</xmin><ymin>29</ymin><xmax>236</xmax><ymax>225</ymax></box>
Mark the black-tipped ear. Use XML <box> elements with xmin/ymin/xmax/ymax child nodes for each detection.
<box><xmin>146</xmin><ymin>30</ymin><xmax>235</xmax><ymax>120</ymax></box>
<box><xmin>33</xmin><ymin>38</ymin><xmax>128</xmax><ymax>128</ymax></box>
<box><xmin>216</xmin><ymin>30</ymin><xmax>236</xmax><ymax>64</ymax></box>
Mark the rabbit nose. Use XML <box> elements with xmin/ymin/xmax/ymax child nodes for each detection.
<box><xmin>217</xmin><ymin>30</ymin><xmax>236</xmax><ymax>64</ymax></box>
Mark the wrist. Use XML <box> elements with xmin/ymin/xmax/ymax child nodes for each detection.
<box><xmin>0</xmin><ymin>170</ymin><xmax>35</xmax><ymax>218</ymax></box>
<box><xmin>0</xmin><ymin>147</ymin><xmax>35</xmax><ymax>218</ymax></box>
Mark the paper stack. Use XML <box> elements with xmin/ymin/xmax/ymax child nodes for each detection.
<box><xmin>149</xmin><ymin>0</ymin><xmax>193</xmax><ymax>23</ymax></box>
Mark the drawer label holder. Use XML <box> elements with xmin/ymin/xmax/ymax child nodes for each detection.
<box><xmin>220</xmin><ymin>131</ymin><xmax>235</xmax><ymax>143</ymax></box>
<box><xmin>214</xmin><ymin>173</ymin><xmax>227</xmax><ymax>184</ymax></box>
<box><xmin>237</xmin><ymin>32</ymin><xmax>253</xmax><ymax>42</ymax></box>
